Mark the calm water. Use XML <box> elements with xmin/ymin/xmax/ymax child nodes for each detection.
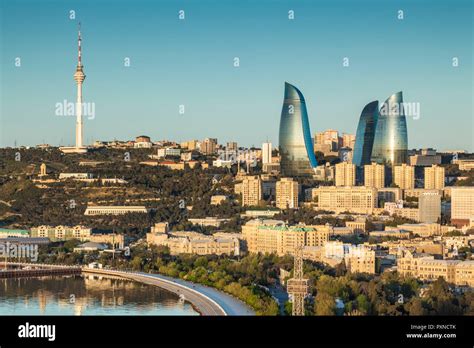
<box><xmin>0</xmin><ymin>274</ymin><xmax>199</xmax><ymax>315</ymax></box>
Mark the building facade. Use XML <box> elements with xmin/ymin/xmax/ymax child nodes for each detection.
<box><xmin>242</xmin><ymin>219</ymin><xmax>330</xmax><ymax>256</ymax></box>
<box><xmin>241</xmin><ymin>176</ymin><xmax>263</xmax><ymax>206</ymax></box>
<box><xmin>394</xmin><ymin>164</ymin><xmax>415</xmax><ymax>189</ymax></box>
<box><xmin>451</xmin><ymin>187</ymin><xmax>474</xmax><ymax>227</ymax></box>
<box><xmin>371</xmin><ymin>92</ymin><xmax>408</xmax><ymax>165</ymax></box>
<box><xmin>314</xmin><ymin>186</ymin><xmax>378</xmax><ymax>214</ymax></box>
<box><xmin>352</xmin><ymin>100</ymin><xmax>379</xmax><ymax>166</ymax></box>
<box><xmin>335</xmin><ymin>162</ymin><xmax>356</xmax><ymax>187</ymax></box>
<box><xmin>275</xmin><ymin>177</ymin><xmax>299</xmax><ymax>209</ymax></box>
<box><xmin>279</xmin><ymin>82</ymin><xmax>318</xmax><ymax>177</ymax></box>
<box><xmin>364</xmin><ymin>162</ymin><xmax>385</xmax><ymax>188</ymax></box>
<box><xmin>424</xmin><ymin>164</ymin><xmax>445</xmax><ymax>190</ymax></box>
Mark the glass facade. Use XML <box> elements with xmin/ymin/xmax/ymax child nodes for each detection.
<box><xmin>279</xmin><ymin>82</ymin><xmax>318</xmax><ymax>177</ymax></box>
<box><xmin>371</xmin><ymin>92</ymin><xmax>408</xmax><ymax>165</ymax></box>
<box><xmin>352</xmin><ymin>100</ymin><xmax>379</xmax><ymax>167</ymax></box>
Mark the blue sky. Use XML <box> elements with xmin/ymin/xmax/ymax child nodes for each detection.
<box><xmin>0</xmin><ymin>0</ymin><xmax>472</xmax><ymax>151</ymax></box>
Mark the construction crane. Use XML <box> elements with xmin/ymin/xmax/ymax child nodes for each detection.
<box><xmin>286</xmin><ymin>246</ymin><xmax>309</xmax><ymax>316</ymax></box>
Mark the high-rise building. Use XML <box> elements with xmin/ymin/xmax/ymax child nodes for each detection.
<box><xmin>276</xmin><ymin>178</ymin><xmax>299</xmax><ymax>209</ymax></box>
<box><xmin>424</xmin><ymin>164</ymin><xmax>445</xmax><ymax>190</ymax></box>
<box><xmin>241</xmin><ymin>176</ymin><xmax>262</xmax><ymax>206</ymax></box>
<box><xmin>279</xmin><ymin>82</ymin><xmax>318</xmax><ymax>177</ymax></box>
<box><xmin>352</xmin><ymin>101</ymin><xmax>379</xmax><ymax>166</ymax></box>
<box><xmin>371</xmin><ymin>92</ymin><xmax>408</xmax><ymax>165</ymax></box>
<box><xmin>181</xmin><ymin>140</ymin><xmax>198</xmax><ymax>150</ymax></box>
<box><xmin>342</xmin><ymin>133</ymin><xmax>356</xmax><ymax>149</ymax></box>
<box><xmin>201</xmin><ymin>138</ymin><xmax>217</xmax><ymax>155</ymax></box>
<box><xmin>335</xmin><ymin>162</ymin><xmax>356</xmax><ymax>186</ymax></box>
<box><xmin>364</xmin><ymin>162</ymin><xmax>385</xmax><ymax>188</ymax></box>
<box><xmin>262</xmin><ymin>142</ymin><xmax>272</xmax><ymax>164</ymax></box>
<box><xmin>451</xmin><ymin>187</ymin><xmax>474</xmax><ymax>227</ymax></box>
<box><xmin>226</xmin><ymin>142</ymin><xmax>238</xmax><ymax>151</ymax></box>
<box><xmin>394</xmin><ymin>164</ymin><xmax>415</xmax><ymax>189</ymax></box>
<box><xmin>419</xmin><ymin>192</ymin><xmax>441</xmax><ymax>223</ymax></box>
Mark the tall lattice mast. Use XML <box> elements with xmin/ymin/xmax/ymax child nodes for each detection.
<box><xmin>287</xmin><ymin>246</ymin><xmax>309</xmax><ymax>316</ymax></box>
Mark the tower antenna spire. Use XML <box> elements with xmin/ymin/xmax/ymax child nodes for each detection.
<box><xmin>77</xmin><ymin>22</ymin><xmax>82</xmax><ymax>67</ymax></box>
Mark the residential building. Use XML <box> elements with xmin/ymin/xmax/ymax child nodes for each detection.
<box><xmin>242</xmin><ymin>219</ymin><xmax>330</xmax><ymax>256</ymax></box>
<box><xmin>314</xmin><ymin>186</ymin><xmax>377</xmax><ymax>214</ymax></box>
<box><xmin>394</xmin><ymin>164</ymin><xmax>415</xmax><ymax>189</ymax></box>
<box><xmin>424</xmin><ymin>164</ymin><xmax>445</xmax><ymax>189</ymax></box>
<box><xmin>418</xmin><ymin>192</ymin><xmax>441</xmax><ymax>223</ymax></box>
<box><xmin>84</xmin><ymin>206</ymin><xmax>148</xmax><ymax>215</ymax></box>
<box><xmin>451</xmin><ymin>187</ymin><xmax>474</xmax><ymax>227</ymax></box>
<box><xmin>335</xmin><ymin>162</ymin><xmax>356</xmax><ymax>186</ymax></box>
<box><xmin>241</xmin><ymin>176</ymin><xmax>262</xmax><ymax>206</ymax></box>
<box><xmin>262</xmin><ymin>142</ymin><xmax>272</xmax><ymax>164</ymax></box>
<box><xmin>200</xmin><ymin>138</ymin><xmax>218</xmax><ymax>155</ymax></box>
<box><xmin>364</xmin><ymin>162</ymin><xmax>385</xmax><ymax>188</ymax></box>
<box><xmin>276</xmin><ymin>178</ymin><xmax>299</xmax><ymax>209</ymax></box>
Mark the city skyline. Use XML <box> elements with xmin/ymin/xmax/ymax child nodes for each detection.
<box><xmin>0</xmin><ymin>0</ymin><xmax>472</xmax><ymax>151</ymax></box>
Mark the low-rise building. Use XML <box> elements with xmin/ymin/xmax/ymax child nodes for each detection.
<box><xmin>146</xmin><ymin>230</ymin><xmax>239</xmax><ymax>256</ymax></box>
<box><xmin>0</xmin><ymin>228</ymin><xmax>30</xmax><ymax>238</ymax></box>
<box><xmin>210</xmin><ymin>195</ymin><xmax>228</xmax><ymax>205</ymax></box>
<box><xmin>242</xmin><ymin>219</ymin><xmax>330</xmax><ymax>256</ymax></box>
<box><xmin>31</xmin><ymin>225</ymin><xmax>92</xmax><ymax>241</ymax></box>
<box><xmin>188</xmin><ymin>217</ymin><xmax>231</xmax><ymax>227</ymax></box>
<box><xmin>397</xmin><ymin>223</ymin><xmax>441</xmax><ymax>237</ymax></box>
<box><xmin>346</xmin><ymin>220</ymin><xmax>366</xmax><ymax>234</ymax></box>
<box><xmin>370</xmin><ymin>229</ymin><xmax>411</xmax><ymax>239</ymax></box>
<box><xmin>314</xmin><ymin>186</ymin><xmax>377</xmax><ymax>214</ymax></box>
<box><xmin>59</xmin><ymin>173</ymin><xmax>93</xmax><ymax>180</ymax></box>
<box><xmin>84</xmin><ymin>206</ymin><xmax>148</xmax><ymax>215</ymax></box>
<box><xmin>397</xmin><ymin>249</ymin><xmax>474</xmax><ymax>287</ymax></box>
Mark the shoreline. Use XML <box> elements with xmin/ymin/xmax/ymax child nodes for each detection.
<box><xmin>82</xmin><ymin>268</ymin><xmax>255</xmax><ymax>316</ymax></box>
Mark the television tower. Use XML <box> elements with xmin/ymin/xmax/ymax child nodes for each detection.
<box><xmin>287</xmin><ymin>246</ymin><xmax>309</xmax><ymax>316</ymax></box>
<box><xmin>73</xmin><ymin>22</ymin><xmax>86</xmax><ymax>149</ymax></box>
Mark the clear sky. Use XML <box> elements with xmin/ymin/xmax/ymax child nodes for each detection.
<box><xmin>0</xmin><ymin>0</ymin><xmax>472</xmax><ymax>151</ymax></box>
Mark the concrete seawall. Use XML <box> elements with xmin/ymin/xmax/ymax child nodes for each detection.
<box><xmin>83</xmin><ymin>268</ymin><xmax>228</xmax><ymax>316</ymax></box>
<box><xmin>4</xmin><ymin>262</ymin><xmax>255</xmax><ymax>316</ymax></box>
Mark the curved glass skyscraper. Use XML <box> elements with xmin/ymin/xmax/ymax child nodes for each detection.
<box><xmin>352</xmin><ymin>100</ymin><xmax>379</xmax><ymax>167</ymax></box>
<box><xmin>371</xmin><ymin>91</ymin><xmax>408</xmax><ymax>165</ymax></box>
<box><xmin>279</xmin><ymin>82</ymin><xmax>318</xmax><ymax>177</ymax></box>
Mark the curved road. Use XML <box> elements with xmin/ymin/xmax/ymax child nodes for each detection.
<box><xmin>83</xmin><ymin>268</ymin><xmax>255</xmax><ymax>316</ymax></box>
<box><xmin>140</xmin><ymin>272</ymin><xmax>255</xmax><ymax>316</ymax></box>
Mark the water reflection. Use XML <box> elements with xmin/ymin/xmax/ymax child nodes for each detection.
<box><xmin>0</xmin><ymin>275</ymin><xmax>199</xmax><ymax>316</ymax></box>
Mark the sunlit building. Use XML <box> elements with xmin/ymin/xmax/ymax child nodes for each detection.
<box><xmin>352</xmin><ymin>101</ymin><xmax>379</xmax><ymax>166</ymax></box>
<box><xmin>371</xmin><ymin>92</ymin><xmax>408</xmax><ymax>165</ymax></box>
<box><xmin>275</xmin><ymin>177</ymin><xmax>299</xmax><ymax>209</ymax></box>
<box><xmin>364</xmin><ymin>162</ymin><xmax>385</xmax><ymax>188</ymax></box>
<box><xmin>424</xmin><ymin>164</ymin><xmax>445</xmax><ymax>190</ymax></box>
<box><xmin>241</xmin><ymin>175</ymin><xmax>262</xmax><ymax>206</ymax></box>
<box><xmin>335</xmin><ymin>162</ymin><xmax>356</xmax><ymax>186</ymax></box>
<box><xmin>279</xmin><ymin>82</ymin><xmax>318</xmax><ymax>177</ymax></box>
<box><xmin>394</xmin><ymin>164</ymin><xmax>415</xmax><ymax>189</ymax></box>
